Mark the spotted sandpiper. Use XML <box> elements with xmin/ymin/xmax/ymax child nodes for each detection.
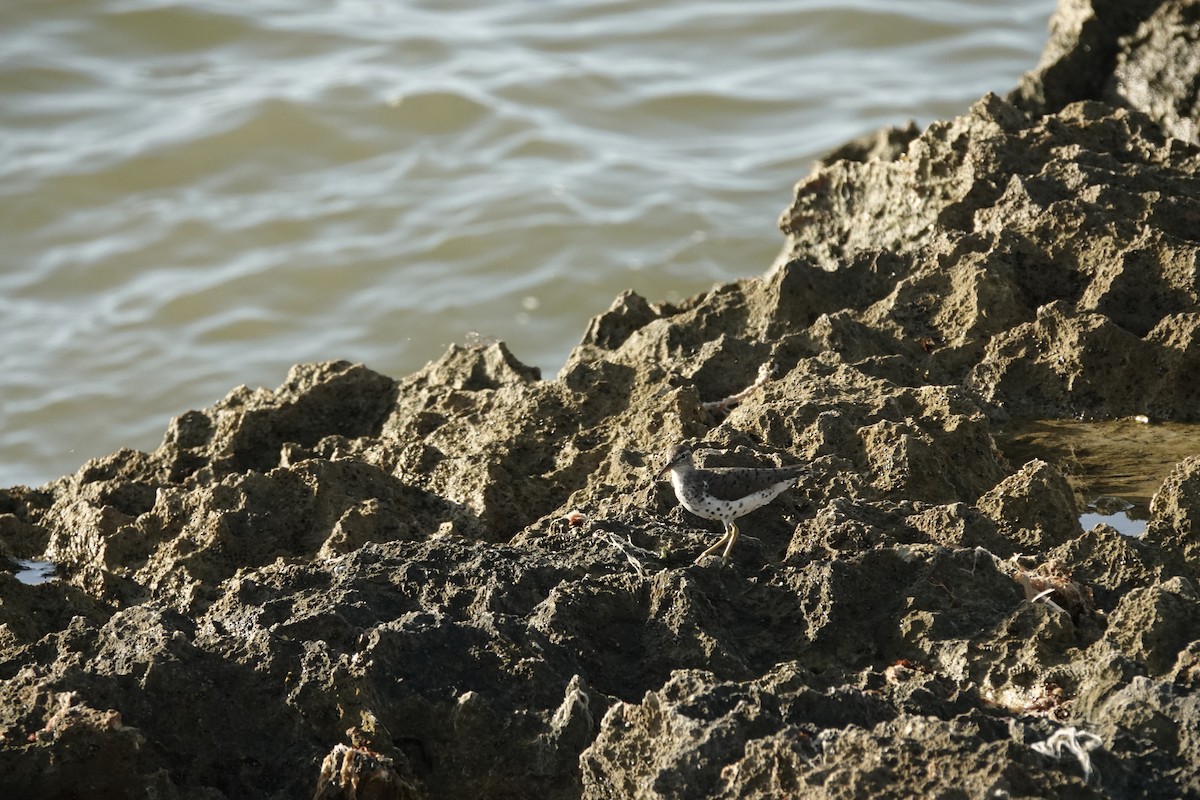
<box><xmin>654</xmin><ymin>443</ymin><xmax>807</xmax><ymax>563</ymax></box>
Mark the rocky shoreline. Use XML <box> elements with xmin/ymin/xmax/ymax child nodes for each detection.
<box><xmin>3</xmin><ymin>1</ymin><xmax>1200</xmax><ymax>798</ymax></box>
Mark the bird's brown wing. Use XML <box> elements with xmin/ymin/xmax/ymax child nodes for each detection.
<box><xmin>700</xmin><ymin>466</ymin><xmax>806</xmax><ymax>501</ymax></box>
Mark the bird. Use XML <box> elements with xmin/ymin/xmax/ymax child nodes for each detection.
<box><xmin>654</xmin><ymin>442</ymin><xmax>807</xmax><ymax>563</ymax></box>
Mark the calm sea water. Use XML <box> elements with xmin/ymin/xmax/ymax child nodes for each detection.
<box><xmin>1</xmin><ymin>0</ymin><xmax>1052</xmax><ymax>488</ymax></box>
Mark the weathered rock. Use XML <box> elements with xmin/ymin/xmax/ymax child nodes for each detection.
<box><xmin>1010</xmin><ymin>0</ymin><xmax>1166</xmax><ymax>117</ymax></box>
<box><xmin>978</xmin><ymin>459</ymin><xmax>1082</xmax><ymax>551</ymax></box>
<box><xmin>313</xmin><ymin>743</ymin><xmax>425</xmax><ymax>800</ymax></box>
<box><xmin>1106</xmin><ymin>0</ymin><xmax>1200</xmax><ymax>143</ymax></box>
<box><xmin>1104</xmin><ymin>576</ymin><xmax>1200</xmax><ymax>675</ymax></box>
<box><xmin>1146</xmin><ymin>455</ymin><xmax>1200</xmax><ymax>574</ymax></box>
<box><xmin>1048</xmin><ymin>524</ymin><xmax>1159</xmax><ymax>609</ymax></box>
<box><xmin>4</xmin><ymin>2</ymin><xmax>1200</xmax><ymax>798</ymax></box>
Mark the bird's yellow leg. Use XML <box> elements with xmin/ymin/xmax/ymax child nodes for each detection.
<box><xmin>696</xmin><ymin>524</ymin><xmax>731</xmax><ymax>563</ymax></box>
<box><xmin>719</xmin><ymin>522</ymin><xmax>740</xmax><ymax>561</ymax></box>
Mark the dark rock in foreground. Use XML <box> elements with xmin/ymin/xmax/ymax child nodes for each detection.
<box><xmin>2</xmin><ymin>2</ymin><xmax>1200</xmax><ymax>798</ymax></box>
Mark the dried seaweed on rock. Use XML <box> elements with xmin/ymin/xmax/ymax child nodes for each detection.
<box><xmin>1010</xmin><ymin>556</ymin><xmax>1096</xmax><ymax>620</ymax></box>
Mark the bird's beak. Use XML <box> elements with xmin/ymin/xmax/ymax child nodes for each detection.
<box><xmin>654</xmin><ymin>459</ymin><xmax>673</xmax><ymax>480</ymax></box>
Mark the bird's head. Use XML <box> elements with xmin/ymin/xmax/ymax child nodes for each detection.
<box><xmin>655</xmin><ymin>443</ymin><xmax>694</xmax><ymax>479</ymax></box>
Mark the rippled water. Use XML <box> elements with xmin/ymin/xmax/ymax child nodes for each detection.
<box><xmin>0</xmin><ymin>0</ymin><xmax>1052</xmax><ymax>488</ymax></box>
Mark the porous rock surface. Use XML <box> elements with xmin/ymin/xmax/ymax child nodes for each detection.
<box><xmin>3</xmin><ymin>2</ymin><xmax>1200</xmax><ymax>798</ymax></box>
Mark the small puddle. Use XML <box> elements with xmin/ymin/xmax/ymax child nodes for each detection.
<box><xmin>1078</xmin><ymin>498</ymin><xmax>1146</xmax><ymax>538</ymax></box>
<box><xmin>996</xmin><ymin>418</ymin><xmax>1200</xmax><ymax>538</ymax></box>
<box><xmin>14</xmin><ymin>559</ymin><xmax>57</xmax><ymax>585</ymax></box>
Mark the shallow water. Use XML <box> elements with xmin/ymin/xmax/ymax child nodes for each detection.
<box><xmin>1078</xmin><ymin>506</ymin><xmax>1145</xmax><ymax>538</ymax></box>
<box><xmin>998</xmin><ymin>419</ymin><xmax>1200</xmax><ymax>536</ymax></box>
<box><xmin>14</xmin><ymin>558</ymin><xmax>57</xmax><ymax>585</ymax></box>
<box><xmin>0</xmin><ymin>0</ymin><xmax>1052</xmax><ymax>488</ymax></box>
